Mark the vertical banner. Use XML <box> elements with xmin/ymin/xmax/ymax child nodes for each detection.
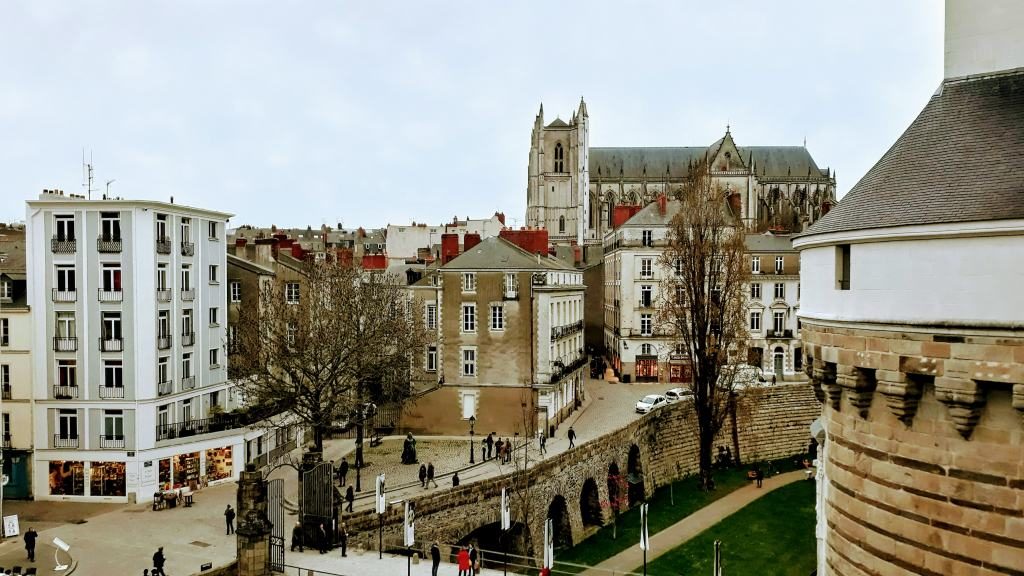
<box><xmin>375</xmin><ymin>473</ymin><xmax>386</xmax><ymax>514</ymax></box>
<box><xmin>404</xmin><ymin>501</ymin><xmax>416</xmax><ymax>547</ymax></box>
<box><xmin>544</xmin><ymin>518</ymin><xmax>554</xmax><ymax>569</ymax></box>
<box><xmin>714</xmin><ymin>539</ymin><xmax>722</xmax><ymax>576</ymax></box>
<box><xmin>501</xmin><ymin>488</ymin><xmax>511</xmax><ymax>531</ymax></box>
<box><xmin>639</xmin><ymin>503</ymin><xmax>650</xmax><ymax>551</ymax></box>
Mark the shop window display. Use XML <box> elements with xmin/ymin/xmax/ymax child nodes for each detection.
<box><xmin>49</xmin><ymin>461</ymin><xmax>85</xmax><ymax>496</ymax></box>
<box><xmin>205</xmin><ymin>446</ymin><xmax>233</xmax><ymax>482</ymax></box>
<box><xmin>159</xmin><ymin>458</ymin><xmax>171</xmax><ymax>489</ymax></box>
<box><xmin>90</xmin><ymin>461</ymin><xmax>126</xmax><ymax>497</ymax></box>
<box><xmin>174</xmin><ymin>452</ymin><xmax>200</xmax><ymax>489</ymax></box>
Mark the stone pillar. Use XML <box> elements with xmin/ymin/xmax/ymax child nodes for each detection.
<box><xmin>934</xmin><ymin>376</ymin><xmax>986</xmax><ymax>439</ymax></box>
<box><xmin>877</xmin><ymin>370</ymin><xmax>922</xmax><ymax>426</ymax></box>
<box><xmin>237</xmin><ymin>469</ymin><xmax>272</xmax><ymax>576</ymax></box>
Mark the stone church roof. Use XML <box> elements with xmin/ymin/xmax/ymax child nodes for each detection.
<box><xmin>803</xmin><ymin>70</ymin><xmax>1024</xmax><ymax>237</ymax></box>
<box><xmin>590</xmin><ymin>144</ymin><xmax>826</xmax><ymax>180</ymax></box>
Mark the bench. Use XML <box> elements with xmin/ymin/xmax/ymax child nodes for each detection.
<box><xmin>369</xmin><ymin>425</ymin><xmax>394</xmax><ymax>447</ymax></box>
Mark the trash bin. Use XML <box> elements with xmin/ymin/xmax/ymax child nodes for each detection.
<box><xmin>622</xmin><ymin>374</ymin><xmax>631</xmax><ymax>384</ymax></box>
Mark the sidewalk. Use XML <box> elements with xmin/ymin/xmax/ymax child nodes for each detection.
<box><xmin>286</xmin><ymin>547</ymin><xmax>525</xmax><ymax>576</ymax></box>
<box><xmin>579</xmin><ymin>470</ymin><xmax>806</xmax><ymax>576</ymax></box>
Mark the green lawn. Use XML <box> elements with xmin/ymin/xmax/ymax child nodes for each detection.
<box><xmin>640</xmin><ymin>479</ymin><xmax>817</xmax><ymax>576</ymax></box>
<box><xmin>553</xmin><ymin>468</ymin><xmax>754</xmax><ymax>573</ymax></box>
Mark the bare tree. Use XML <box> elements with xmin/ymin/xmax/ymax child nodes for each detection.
<box><xmin>233</xmin><ymin>259</ymin><xmax>428</xmax><ymax>452</ymax></box>
<box><xmin>657</xmin><ymin>159</ymin><xmax>750</xmax><ymax>491</ymax></box>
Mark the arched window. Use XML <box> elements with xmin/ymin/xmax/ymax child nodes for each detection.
<box><xmin>639</xmin><ymin>344</ymin><xmax>654</xmax><ymax>356</ymax></box>
<box><xmin>554</xmin><ymin>143</ymin><xmax>564</xmax><ymax>173</ymax></box>
<box><xmin>558</xmin><ymin>215</ymin><xmax>566</xmax><ymax>234</ymax></box>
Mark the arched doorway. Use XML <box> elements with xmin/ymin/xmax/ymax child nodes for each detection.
<box><xmin>607</xmin><ymin>462</ymin><xmax>623</xmax><ymax>513</ymax></box>
<box><xmin>457</xmin><ymin>521</ymin><xmax>530</xmax><ymax>569</ymax></box>
<box><xmin>547</xmin><ymin>495</ymin><xmax>573</xmax><ymax>550</ymax></box>
<box><xmin>580</xmin><ymin>478</ymin><xmax>602</xmax><ymax>528</ymax></box>
<box><xmin>627</xmin><ymin>445</ymin><xmax>645</xmax><ymax>505</ymax></box>
<box><xmin>773</xmin><ymin>346</ymin><xmax>785</xmax><ymax>375</ymax></box>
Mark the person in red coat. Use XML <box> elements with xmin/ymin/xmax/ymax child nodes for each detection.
<box><xmin>457</xmin><ymin>546</ymin><xmax>471</xmax><ymax>576</ymax></box>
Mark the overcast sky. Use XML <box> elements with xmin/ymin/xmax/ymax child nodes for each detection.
<box><xmin>1</xmin><ymin>1</ymin><xmax>944</xmax><ymax>229</ymax></box>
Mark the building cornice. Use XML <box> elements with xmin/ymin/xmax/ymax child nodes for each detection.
<box><xmin>27</xmin><ymin>198</ymin><xmax>234</xmax><ymax>220</ymax></box>
<box><xmin>793</xmin><ymin>219</ymin><xmax>1024</xmax><ymax>249</ymax></box>
<box><xmin>798</xmin><ymin>313</ymin><xmax>1024</xmax><ymax>334</ymax></box>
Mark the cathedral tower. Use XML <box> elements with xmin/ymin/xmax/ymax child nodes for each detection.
<box><xmin>525</xmin><ymin>99</ymin><xmax>590</xmax><ymax>246</ymax></box>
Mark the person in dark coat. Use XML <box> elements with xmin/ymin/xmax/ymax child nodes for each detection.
<box><xmin>318</xmin><ymin>523</ymin><xmax>329</xmax><ymax>554</ymax></box>
<box><xmin>468</xmin><ymin>543</ymin><xmax>479</xmax><ymax>576</ymax></box>
<box><xmin>755</xmin><ymin>466</ymin><xmax>765</xmax><ymax>488</ymax></box>
<box><xmin>430</xmin><ymin>541</ymin><xmax>441</xmax><ymax>576</ymax></box>
<box><xmin>291</xmin><ymin>522</ymin><xmax>304</xmax><ymax>552</ymax></box>
<box><xmin>338</xmin><ymin>457</ymin><xmax>349</xmax><ymax>486</ymax></box>
<box><xmin>152</xmin><ymin>547</ymin><xmax>166</xmax><ymax>576</ymax></box>
<box><xmin>225</xmin><ymin>504</ymin><xmax>236</xmax><ymax>535</ymax></box>
<box><xmin>452</xmin><ymin>471</ymin><xmax>460</xmax><ymax>487</ymax></box>
<box><xmin>485</xmin><ymin>433</ymin><xmax>494</xmax><ymax>460</ymax></box>
<box><xmin>339</xmin><ymin>522</ymin><xmax>348</xmax><ymax>557</ymax></box>
<box><xmin>419</xmin><ymin>464</ymin><xmax>428</xmax><ymax>488</ymax></box>
<box><xmin>504</xmin><ymin>438</ymin><xmax>512</xmax><ymax>463</ymax></box>
<box><xmin>427</xmin><ymin>462</ymin><xmax>437</xmax><ymax>488</ymax></box>
<box><xmin>345</xmin><ymin>485</ymin><xmax>355</xmax><ymax>512</ymax></box>
<box><xmin>494</xmin><ymin>437</ymin><xmax>504</xmax><ymax>462</ymax></box>
<box><xmin>567</xmin><ymin>426</ymin><xmax>577</xmax><ymax>448</ymax></box>
<box><xmin>24</xmin><ymin>527</ymin><xmax>37</xmax><ymax>562</ymax></box>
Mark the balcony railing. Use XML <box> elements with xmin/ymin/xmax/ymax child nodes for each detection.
<box><xmin>181</xmin><ymin>376</ymin><xmax>196</xmax><ymax>390</ymax></box>
<box><xmin>99</xmin><ymin>435</ymin><xmax>126</xmax><ymax>449</ymax></box>
<box><xmin>181</xmin><ymin>241</ymin><xmax>195</xmax><ymax>257</ymax></box>
<box><xmin>549</xmin><ymin>355</ymin><xmax>589</xmax><ymax>384</ymax></box>
<box><xmin>96</xmin><ymin>236</ymin><xmax>123</xmax><ymax>253</ymax></box>
<box><xmin>157</xmin><ymin>334</ymin><xmax>172</xmax><ymax>350</ymax></box>
<box><xmin>637</xmin><ymin>298</ymin><xmax>654</xmax><ymax>309</ymax></box>
<box><xmin>181</xmin><ymin>289</ymin><xmax>195</xmax><ymax>301</ymax></box>
<box><xmin>769</xmin><ymin>329</ymin><xmax>794</xmax><ymax>339</ymax></box>
<box><xmin>99</xmin><ymin>337</ymin><xmax>124</xmax><ymax>352</ymax></box>
<box><xmin>181</xmin><ymin>331</ymin><xmax>195</xmax><ymax>347</ymax></box>
<box><xmin>156</xmin><ymin>236</ymin><xmax>172</xmax><ymax>254</ymax></box>
<box><xmin>98</xmin><ymin>288</ymin><xmax>123</xmax><ymax>303</ymax></box>
<box><xmin>2</xmin><ymin>385</ymin><xmax>10</xmax><ymax>400</ymax></box>
<box><xmin>158</xmin><ymin>380</ymin><xmax>173</xmax><ymax>396</ymax></box>
<box><xmin>1</xmin><ymin>434</ymin><xmax>10</xmax><ymax>449</ymax></box>
<box><xmin>51</xmin><ymin>236</ymin><xmax>76</xmax><ymax>254</ymax></box>
<box><xmin>53</xmin><ymin>336</ymin><xmax>78</xmax><ymax>352</ymax></box>
<box><xmin>550</xmin><ymin>320</ymin><xmax>585</xmax><ymax>340</ymax></box>
<box><xmin>503</xmin><ymin>290</ymin><xmax>519</xmax><ymax>301</ymax></box>
<box><xmin>155</xmin><ymin>414</ymin><xmax>245</xmax><ymax>442</ymax></box>
<box><xmin>52</xmin><ymin>289</ymin><xmax>77</xmax><ymax>302</ymax></box>
<box><xmin>53</xmin><ymin>385</ymin><xmax>80</xmax><ymax>399</ymax></box>
<box><xmin>98</xmin><ymin>385</ymin><xmax>125</xmax><ymax>399</ymax></box>
<box><xmin>156</xmin><ymin>289</ymin><xmax>172</xmax><ymax>302</ymax></box>
<box><xmin>53</xmin><ymin>435</ymin><xmax>79</xmax><ymax>449</ymax></box>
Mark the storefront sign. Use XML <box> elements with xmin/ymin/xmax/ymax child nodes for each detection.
<box><xmin>3</xmin><ymin>515</ymin><xmax>19</xmax><ymax>537</ymax></box>
<box><xmin>141</xmin><ymin>461</ymin><xmax>156</xmax><ymax>485</ymax></box>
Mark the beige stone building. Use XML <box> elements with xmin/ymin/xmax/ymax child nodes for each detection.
<box><xmin>0</xmin><ymin>224</ymin><xmax>33</xmax><ymax>498</ymax></box>
<box><xmin>797</xmin><ymin>1</ymin><xmax>1024</xmax><ymax>573</ymax></box>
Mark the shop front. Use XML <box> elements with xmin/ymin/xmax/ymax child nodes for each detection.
<box><xmin>635</xmin><ymin>355</ymin><xmax>659</xmax><ymax>382</ymax></box>
<box><xmin>48</xmin><ymin>460</ymin><xmax>126</xmax><ymax>498</ymax></box>
<box><xmin>153</xmin><ymin>445</ymin><xmax>234</xmax><ymax>491</ymax></box>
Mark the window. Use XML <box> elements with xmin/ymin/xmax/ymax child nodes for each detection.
<box><xmin>774</xmin><ymin>311</ymin><xmax>785</xmax><ymax>333</ymax></box>
<box><xmin>504</xmin><ymin>273</ymin><xmax>518</xmax><ymax>297</ymax></box>
<box><xmin>100</xmin><ymin>212</ymin><xmax>121</xmax><ymax>241</ymax></box>
<box><xmin>180</xmin><ymin>217</ymin><xmax>192</xmax><ymax>242</ymax></box>
<box><xmin>639</xmin><ymin>285</ymin><xmax>653</xmax><ymax>307</ymax></box>
<box><xmin>157</xmin><ymin>405</ymin><xmax>169</xmax><ymax>429</ymax></box>
<box><xmin>101</xmin><ymin>264</ymin><xmax>122</xmax><ymax>292</ymax></box>
<box><xmin>462</xmin><ymin>273</ymin><xmax>476</xmax><ymax>292</ymax></box>
<box><xmin>554</xmin><ymin>142</ymin><xmax>564</xmax><ymax>173</ymax></box>
<box><xmin>286</xmin><ymin>283</ymin><xmax>300</xmax><ymax>304</ymax></box>
<box><xmin>462</xmin><ymin>304</ymin><xmax>476</xmax><ymax>333</ymax></box>
<box><xmin>0</xmin><ymin>280</ymin><xmax>9</xmax><ymax>300</ymax></box>
<box><xmin>673</xmin><ymin>259</ymin><xmax>684</xmax><ymax>276</ymax></box>
<box><xmin>774</xmin><ymin>283</ymin><xmax>785</xmax><ymax>300</ymax></box>
<box><xmin>461</xmin><ymin>392</ymin><xmax>477</xmax><ymax>420</ymax></box>
<box><xmin>227</xmin><ymin>325</ymin><xmax>237</xmax><ymax>353</ymax></box>
<box><xmin>286</xmin><ymin>322</ymin><xmax>297</xmax><ymax>345</ymax></box>
<box><xmin>209</xmin><ymin>264</ymin><xmax>218</xmax><ymax>283</ymax></box>
<box><xmin>209</xmin><ymin>348</ymin><xmax>220</xmax><ymax>368</ymax></box>
<box><xmin>640</xmin><ymin>258</ymin><xmax>653</xmax><ymax>278</ymax></box>
<box><xmin>675</xmin><ymin>286</ymin><xmax>685</xmax><ymax>305</ymax></box>
<box><xmin>426</xmin><ymin>303</ymin><xmax>437</xmax><ymax>330</ymax></box>
<box><xmin>182</xmin><ymin>309</ymin><xmax>194</xmax><ymax>334</ymax></box>
<box><xmin>57</xmin><ymin>359</ymin><xmax>77</xmax><ymax>387</ymax></box>
<box><xmin>0</xmin><ymin>318</ymin><xmax>6</xmax><ymax>346</ymax></box>
<box><xmin>775</xmin><ymin>256</ymin><xmax>784</xmax><ymax>274</ymax></box>
<box><xmin>461</xmin><ymin>347</ymin><xmax>477</xmax><ymax>377</ymax></box>
<box><xmin>56</xmin><ymin>312</ymin><xmax>76</xmax><ymax>338</ymax></box>
<box><xmin>559</xmin><ymin>216</ymin><xmax>566</xmax><ymax>234</ymax></box>
<box><xmin>230</xmin><ymin>281</ymin><xmax>241</xmax><ymax>302</ymax></box>
<box><xmin>750</xmin><ymin>311</ymin><xmax>761</xmax><ymax>331</ymax></box>
<box><xmin>182</xmin><ymin>398</ymin><xmax>194</xmax><ymax>422</ymax></box>
<box><xmin>101</xmin><ymin>312</ymin><xmax>122</xmax><ymax>340</ymax></box>
<box><xmin>751</xmin><ymin>283</ymin><xmax>761</xmax><ymax>300</ymax></box>
<box><xmin>208</xmin><ymin>221</ymin><xmax>218</xmax><ymax>239</ymax></box>
<box><xmin>158</xmin><ymin>310</ymin><xmax>170</xmax><ymax>337</ymax></box>
<box><xmin>156</xmin><ymin>214</ymin><xmax>168</xmax><ymax>240</ymax></box>
<box><xmin>158</xmin><ymin>356</ymin><xmax>169</xmax><ymax>384</ymax></box>
<box><xmin>1</xmin><ymin>364</ymin><xmax>10</xmax><ymax>394</ymax></box>
<box><xmin>209</xmin><ymin>307</ymin><xmax>219</xmax><ymax>326</ymax></box>
<box><xmin>751</xmin><ymin>256</ymin><xmax>760</xmax><ymax>274</ymax></box>
<box><xmin>57</xmin><ymin>409</ymin><xmax>78</xmax><ymax>439</ymax></box>
<box><xmin>640</xmin><ymin>314</ymin><xmax>652</xmax><ymax>336</ymax></box>
<box><xmin>103</xmin><ymin>360</ymin><xmax>123</xmax><ymax>388</ymax></box>
<box><xmin>56</xmin><ymin>265</ymin><xmax>76</xmax><ymax>292</ymax></box>
<box><xmin>55</xmin><ymin>215</ymin><xmax>75</xmax><ymax>241</ymax></box>
<box><xmin>182</xmin><ymin>353</ymin><xmax>193</xmax><ymax>378</ymax></box>
<box><xmin>426</xmin><ymin>345</ymin><xmax>437</xmax><ymax>372</ymax></box>
<box><xmin>490</xmin><ymin>304</ymin><xmax>504</xmax><ymax>331</ymax></box>
<box><xmin>836</xmin><ymin>244</ymin><xmax>851</xmax><ymax>290</ymax></box>
<box><xmin>642</xmin><ymin>230</ymin><xmax>653</xmax><ymax>247</ymax></box>
<box><xmin>181</xmin><ymin>265</ymin><xmax>192</xmax><ymax>290</ymax></box>
<box><xmin>103</xmin><ymin>410</ymin><xmax>124</xmax><ymax>438</ymax></box>
<box><xmin>157</xmin><ymin>264</ymin><xmax>168</xmax><ymax>291</ymax></box>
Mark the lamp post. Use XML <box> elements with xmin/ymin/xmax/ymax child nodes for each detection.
<box><xmin>468</xmin><ymin>415</ymin><xmax>476</xmax><ymax>464</ymax></box>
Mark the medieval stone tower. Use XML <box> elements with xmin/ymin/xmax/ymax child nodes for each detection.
<box><xmin>525</xmin><ymin>98</ymin><xmax>590</xmax><ymax>246</ymax></box>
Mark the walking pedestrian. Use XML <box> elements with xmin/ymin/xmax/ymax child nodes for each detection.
<box><xmin>452</xmin><ymin>471</ymin><xmax>460</xmax><ymax>487</ymax></box>
<box><xmin>338</xmin><ymin>457</ymin><xmax>349</xmax><ymax>487</ymax></box>
<box><xmin>504</xmin><ymin>438</ymin><xmax>512</xmax><ymax>463</ymax></box>
<box><xmin>755</xmin><ymin>466</ymin><xmax>764</xmax><ymax>488</ymax></box>
<box><xmin>468</xmin><ymin>543</ymin><xmax>478</xmax><ymax>576</ymax></box>
<box><xmin>486</xmin><ymin>433</ymin><xmax>494</xmax><ymax>460</ymax></box>
<box><xmin>567</xmin><ymin>426</ymin><xmax>577</xmax><ymax>448</ymax></box>
<box><xmin>457</xmin><ymin>546</ymin><xmax>471</xmax><ymax>576</ymax></box>
<box><xmin>481</xmin><ymin>439</ymin><xmax>487</xmax><ymax>462</ymax></box>
<box><xmin>339</xmin><ymin>522</ymin><xmax>348</xmax><ymax>557</ymax></box>
<box><xmin>427</xmin><ymin>462</ymin><xmax>438</xmax><ymax>488</ymax></box>
<box><xmin>152</xmin><ymin>547</ymin><xmax>166</xmax><ymax>576</ymax></box>
<box><xmin>539</xmin><ymin>432</ymin><xmax>547</xmax><ymax>455</ymax></box>
<box><xmin>291</xmin><ymin>522</ymin><xmax>304</xmax><ymax>552</ymax></box>
<box><xmin>318</xmin><ymin>523</ymin><xmax>329</xmax><ymax>554</ymax></box>
<box><xmin>345</xmin><ymin>485</ymin><xmax>355</xmax><ymax>512</ymax></box>
<box><xmin>24</xmin><ymin>526</ymin><xmax>37</xmax><ymax>562</ymax></box>
<box><xmin>419</xmin><ymin>464</ymin><xmax>428</xmax><ymax>488</ymax></box>
<box><xmin>225</xmin><ymin>504</ymin><xmax>236</xmax><ymax>535</ymax></box>
<box><xmin>430</xmin><ymin>541</ymin><xmax>441</xmax><ymax>576</ymax></box>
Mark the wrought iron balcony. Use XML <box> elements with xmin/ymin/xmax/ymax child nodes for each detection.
<box><xmin>181</xmin><ymin>289</ymin><xmax>195</xmax><ymax>301</ymax></box>
<box><xmin>181</xmin><ymin>331</ymin><xmax>195</xmax><ymax>347</ymax></box>
<box><xmin>155</xmin><ymin>415</ymin><xmax>245</xmax><ymax>442</ymax></box>
<box><xmin>50</xmin><ymin>236</ymin><xmax>76</xmax><ymax>254</ymax></box>
<box><xmin>156</xmin><ymin>236</ymin><xmax>172</xmax><ymax>254</ymax></box>
<box><xmin>99</xmin><ymin>435</ymin><xmax>126</xmax><ymax>449</ymax></box>
<box><xmin>53</xmin><ymin>385</ymin><xmax>80</xmax><ymax>399</ymax></box>
<box><xmin>157</xmin><ymin>333</ymin><xmax>172</xmax><ymax>349</ymax></box>
<box><xmin>2</xmin><ymin>384</ymin><xmax>10</xmax><ymax>400</ymax></box>
<box><xmin>98</xmin><ymin>385</ymin><xmax>125</xmax><ymax>399</ymax></box>
<box><xmin>98</xmin><ymin>288</ymin><xmax>123</xmax><ymax>303</ymax></box>
<box><xmin>96</xmin><ymin>236</ymin><xmax>123</xmax><ymax>253</ymax></box>
<box><xmin>53</xmin><ymin>336</ymin><xmax>78</xmax><ymax>352</ymax></box>
<box><xmin>1</xmin><ymin>434</ymin><xmax>10</xmax><ymax>449</ymax></box>
<box><xmin>52</xmin><ymin>288</ymin><xmax>77</xmax><ymax>302</ymax></box>
<box><xmin>181</xmin><ymin>376</ymin><xmax>196</xmax><ymax>390</ymax></box>
<box><xmin>99</xmin><ymin>337</ymin><xmax>124</xmax><ymax>352</ymax></box>
<box><xmin>156</xmin><ymin>289</ymin><xmax>172</xmax><ymax>302</ymax></box>
<box><xmin>53</xmin><ymin>435</ymin><xmax>79</xmax><ymax>449</ymax></box>
<box><xmin>181</xmin><ymin>241</ymin><xmax>195</xmax><ymax>256</ymax></box>
<box><xmin>157</xmin><ymin>380</ymin><xmax>173</xmax><ymax>396</ymax></box>
<box><xmin>637</xmin><ymin>298</ymin><xmax>654</xmax><ymax>309</ymax></box>
<box><xmin>548</xmin><ymin>355</ymin><xmax>589</xmax><ymax>384</ymax></box>
<box><xmin>550</xmin><ymin>320</ymin><xmax>585</xmax><ymax>340</ymax></box>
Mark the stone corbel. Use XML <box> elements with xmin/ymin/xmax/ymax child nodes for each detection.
<box><xmin>877</xmin><ymin>370</ymin><xmax>922</xmax><ymax>426</ymax></box>
<box><xmin>1013</xmin><ymin>384</ymin><xmax>1024</xmax><ymax>426</ymax></box>
<box><xmin>814</xmin><ymin>364</ymin><xmax>841</xmax><ymax>410</ymax></box>
<box><xmin>934</xmin><ymin>376</ymin><xmax>986</xmax><ymax>439</ymax></box>
<box><xmin>838</xmin><ymin>365</ymin><xmax>876</xmax><ymax>418</ymax></box>
<box><xmin>810</xmin><ymin>368</ymin><xmax>826</xmax><ymax>404</ymax></box>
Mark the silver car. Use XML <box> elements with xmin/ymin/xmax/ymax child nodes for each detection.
<box><xmin>665</xmin><ymin>387</ymin><xmax>693</xmax><ymax>403</ymax></box>
<box><xmin>635</xmin><ymin>394</ymin><xmax>667</xmax><ymax>414</ymax></box>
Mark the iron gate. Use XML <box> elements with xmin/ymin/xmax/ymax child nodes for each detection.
<box><xmin>302</xmin><ymin>461</ymin><xmax>337</xmax><ymax>544</ymax></box>
<box><xmin>268</xmin><ymin>478</ymin><xmax>285</xmax><ymax>572</ymax></box>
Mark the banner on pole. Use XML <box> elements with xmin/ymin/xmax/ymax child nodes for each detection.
<box><xmin>639</xmin><ymin>503</ymin><xmax>650</xmax><ymax>551</ymax></box>
<box><xmin>544</xmin><ymin>518</ymin><xmax>554</xmax><ymax>569</ymax></box>
<box><xmin>501</xmin><ymin>488</ymin><xmax>511</xmax><ymax>531</ymax></box>
<box><xmin>376</xmin><ymin>473</ymin><xmax>387</xmax><ymax>514</ymax></box>
<box><xmin>404</xmin><ymin>501</ymin><xmax>416</xmax><ymax>547</ymax></box>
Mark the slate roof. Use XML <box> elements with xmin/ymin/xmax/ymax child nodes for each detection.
<box><xmin>546</xmin><ymin>118</ymin><xmax>570</xmax><ymax>128</ymax></box>
<box><xmin>442</xmin><ymin>237</ymin><xmax>573</xmax><ymax>271</ymax></box>
<box><xmin>802</xmin><ymin>71</ymin><xmax>1024</xmax><ymax>237</ymax></box>
<box><xmin>590</xmin><ymin>145</ymin><xmax>825</xmax><ymax>180</ymax></box>
<box><xmin>745</xmin><ymin>233</ymin><xmax>796</xmax><ymax>253</ymax></box>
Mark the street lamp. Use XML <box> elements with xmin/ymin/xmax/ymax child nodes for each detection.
<box><xmin>468</xmin><ymin>415</ymin><xmax>476</xmax><ymax>464</ymax></box>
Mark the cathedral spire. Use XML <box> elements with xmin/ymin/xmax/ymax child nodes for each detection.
<box><xmin>578</xmin><ymin>96</ymin><xmax>588</xmax><ymax>118</ymax></box>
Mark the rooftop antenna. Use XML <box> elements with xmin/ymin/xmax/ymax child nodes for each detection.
<box><xmin>81</xmin><ymin>149</ymin><xmax>96</xmax><ymax>200</ymax></box>
<box><xmin>105</xmin><ymin>179</ymin><xmax>116</xmax><ymax>199</ymax></box>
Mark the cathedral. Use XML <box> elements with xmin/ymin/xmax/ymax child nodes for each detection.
<box><xmin>525</xmin><ymin>99</ymin><xmax>838</xmax><ymax>245</ymax></box>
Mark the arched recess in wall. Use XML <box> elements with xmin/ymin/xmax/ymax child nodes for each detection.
<box><xmin>607</xmin><ymin>462</ymin><xmax>623</xmax><ymax>515</ymax></box>
<box><xmin>457</xmin><ymin>521</ymin><xmax>530</xmax><ymax>568</ymax></box>
<box><xmin>627</xmin><ymin>444</ymin><xmax>645</xmax><ymax>505</ymax></box>
<box><xmin>554</xmin><ymin>142</ymin><xmax>564</xmax><ymax>173</ymax></box>
<box><xmin>559</xmin><ymin>215</ymin><xmax>566</xmax><ymax>234</ymax></box>
<box><xmin>547</xmin><ymin>495</ymin><xmax>573</xmax><ymax>550</ymax></box>
<box><xmin>589</xmin><ymin>192</ymin><xmax>600</xmax><ymax>230</ymax></box>
<box><xmin>579</xmin><ymin>478</ymin><xmax>602</xmax><ymax>528</ymax></box>
<box><xmin>605</xmin><ymin>191</ymin><xmax>616</xmax><ymax>228</ymax></box>
<box><xmin>773</xmin><ymin>346</ymin><xmax>785</xmax><ymax>374</ymax></box>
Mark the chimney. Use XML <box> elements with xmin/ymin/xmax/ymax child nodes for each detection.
<box><xmin>945</xmin><ymin>0</ymin><xmax>1024</xmax><ymax>79</ymax></box>
<box><xmin>657</xmin><ymin>194</ymin><xmax>668</xmax><ymax>215</ymax></box>
<box><xmin>464</xmin><ymin>233</ymin><xmax>482</xmax><ymax>251</ymax></box>
<box><xmin>494</xmin><ymin>211</ymin><xmax>506</xmax><ymax>225</ymax></box>
<box><xmin>441</xmin><ymin>233</ymin><xmax>459</xmax><ymax>264</ymax></box>
<box><xmin>254</xmin><ymin>238</ymin><xmax>278</xmax><ymax>266</ymax></box>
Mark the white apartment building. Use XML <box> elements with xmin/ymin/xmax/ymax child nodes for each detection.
<box><xmin>26</xmin><ymin>191</ymin><xmax>259</xmax><ymax>502</ymax></box>
<box><xmin>386</xmin><ymin>213</ymin><xmax>507</xmax><ymax>265</ymax></box>
<box><xmin>744</xmin><ymin>234</ymin><xmax>802</xmax><ymax>379</ymax></box>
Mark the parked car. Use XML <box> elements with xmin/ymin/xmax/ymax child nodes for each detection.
<box><xmin>717</xmin><ymin>364</ymin><xmax>767</xmax><ymax>390</ymax></box>
<box><xmin>665</xmin><ymin>387</ymin><xmax>693</xmax><ymax>403</ymax></box>
<box><xmin>635</xmin><ymin>394</ymin><xmax>667</xmax><ymax>414</ymax></box>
